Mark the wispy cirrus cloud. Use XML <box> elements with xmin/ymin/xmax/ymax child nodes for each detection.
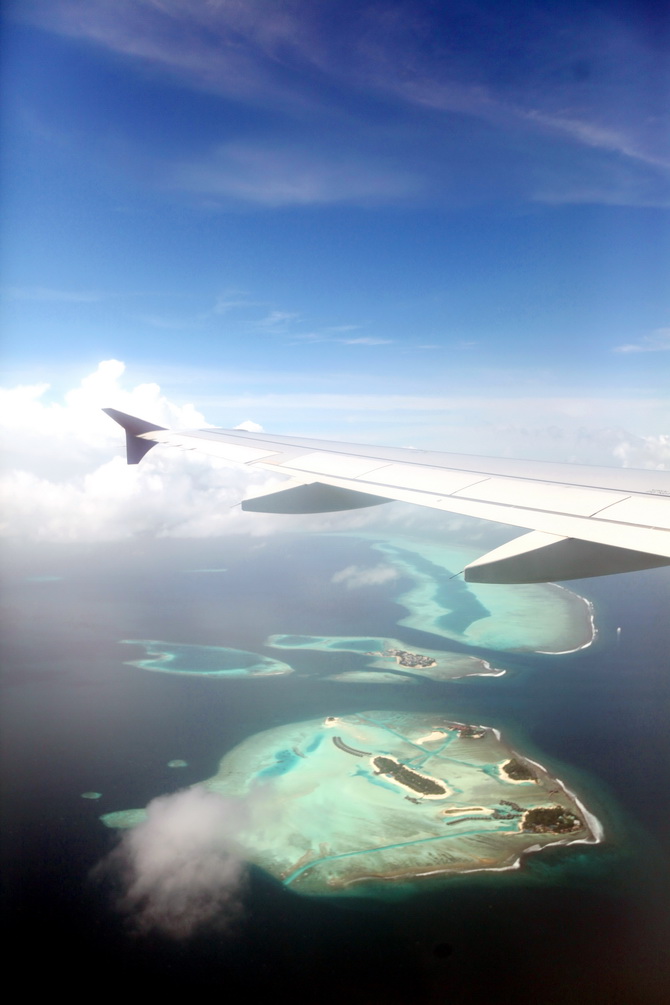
<box><xmin>2</xmin><ymin>286</ymin><xmax>104</xmax><ymax>303</ymax></box>
<box><xmin>12</xmin><ymin>0</ymin><xmax>668</xmax><ymax>207</ymax></box>
<box><xmin>339</xmin><ymin>337</ymin><xmax>393</xmax><ymax>346</ymax></box>
<box><xmin>287</xmin><ymin>332</ymin><xmax>394</xmax><ymax>347</ymax></box>
<box><xmin>252</xmin><ymin>311</ymin><xmax>393</xmax><ymax>346</ymax></box>
<box><xmin>211</xmin><ymin>294</ymin><xmax>262</xmax><ymax>315</ymax></box>
<box><xmin>614</xmin><ymin>328</ymin><xmax>670</xmax><ymax>354</ymax></box>
<box><xmin>257</xmin><ymin>310</ymin><xmax>301</xmax><ymax>330</ymax></box>
<box><xmin>133</xmin><ymin>313</ymin><xmax>194</xmax><ymax>330</ymax></box>
<box><xmin>168</xmin><ymin>141</ymin><xmax>418</xmax><ymax>207</ymax></box>
<box><xmin>134</xmin><ymin>293</ymin><xmax>266</xmax><ymax>329</ymax></box>
<box><xmin>355</xmin><ymin>2</ymin><xmax>670</xmax><ymax>169</ymax></box>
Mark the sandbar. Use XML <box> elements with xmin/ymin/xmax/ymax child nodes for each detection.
<box><xmin>120</xmin><ymin>639</ymin><xmax>293</xmax><ymax>678</ymax></box>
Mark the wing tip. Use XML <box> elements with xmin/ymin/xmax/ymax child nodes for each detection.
<box><xmin>103</xmin><ymin>408</ymin><xmax>166</xmax><ymax>465</ymax></box>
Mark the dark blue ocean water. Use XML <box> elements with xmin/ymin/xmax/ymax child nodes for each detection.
<box><xmin>2</xmin><ymin>534</ymin><xmax>669</xmax><ymax>1003</ymax></box>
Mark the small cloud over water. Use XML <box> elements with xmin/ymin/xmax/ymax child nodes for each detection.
<box><xmin>331</xmin><ymin>563</ymin><xmax>399</xmax><ymax>589</ymax></box>
<box><xmin>101</xmin><ymin>786</ymin><xmax>248</xmax><ymax>938</ymax></box>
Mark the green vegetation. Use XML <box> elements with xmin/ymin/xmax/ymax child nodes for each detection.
<box><xmin>458</xmin><ymin>724</ymin><xmax>486</xmax><ymax>739</ymax></box>
<box><xmin>373</xmin><ymin>756</ymin><xmax>446</xmax><ymax>796</ymax></box>
<box><xmin>385</xmin><ymin>649</ymin><xmax>437</xmax><ymax>668</ymax></box>
<box><xmin>522</xmin><ymin>806</ymin><xmax>581</xmax><ymax>833</ymax></box>
<box><xmin>503</xmin><ymin>757</ymin><xmax>536</xmax><ymax>780</ymax></box>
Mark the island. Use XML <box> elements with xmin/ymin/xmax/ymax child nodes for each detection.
<box><xmin>102</xmin><ymin>710</ymin><xmax>602</xmax><ymax>896</ymax></box>
<box><xmin>502</xmin><ymin>757</ymin><xmax>537</xmax><ymax>781</ymax></box>
<box><xmin>116</xmin><ymin>534</ymin><xmax>597</xmax><ymax>692</ymax></box>
<box><xmin>372</xmin><ymin>756</ymin><xmax>449</xmax><ymax>796</ymax></box>
<box><xmin>522</xmin><ymin>806</ymin><xmax>582</xmax><ymax>833</ymax></box>
<box><xmin>268</xmin><ymin>634</ymin><xmax>505</xmax><ymax>682</ymax></box>
<box><xmin>373</xmin><ymin>649</ymin><xmax>437</xmax><ymax>669</ymax></box>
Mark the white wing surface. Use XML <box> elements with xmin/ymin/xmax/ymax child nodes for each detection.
<box><xmin>104</xmin><ymin>408</ymin><xmax>670</xmax><ymax>584</ymax></box>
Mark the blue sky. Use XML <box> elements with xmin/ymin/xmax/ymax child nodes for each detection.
<box><xmin>1</xmin><ymin>0</ymin><xmax>668</xmax><ymax>457</ymax></box>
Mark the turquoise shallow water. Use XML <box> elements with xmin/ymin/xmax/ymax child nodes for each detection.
<box><xmin>106</xmin><ymin>533</ymin><xmax>602</xmax><ymax>894</ymax></box>
<box><xmin>366</xmin><ymin>536</ymin><xmax>595</xmax><ymax>652</ymax></box>
<box><xmin>118</xmin><ymin>532</ymin><xmax>593</xmax><ymax>693</ymax></box>
<box><xmin>120</xmin><ymin>639</ymin><xmax>293</xmax><ymax>677</ymax></box>
<box><xmin>2</xmin><ymin>532</ymin><xmax>668</xmax><ymax>1003</ymax></box>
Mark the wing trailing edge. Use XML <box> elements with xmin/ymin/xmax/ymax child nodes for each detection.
<box><xmin>103</xmin><ymin>408</ymin><xmax>670</xmax><ymax>583</ymax></box>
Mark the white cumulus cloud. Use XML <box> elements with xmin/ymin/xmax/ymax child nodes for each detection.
<box><xmin>612</xmin><ymin>434</ymin><xmax>670</xmax><ymax>469</ymax></box>
<box><xmin>234</xmin><ymin>419</ymin><xmax>264</xmax><ymax>432</ymax></box>
<box><xmin>0</xmin><ymin>360</ymin><xmax>280</xmax><ymax>541</ymax></box>
<box><xmin>105</xmin><ymin>787</ymin><xmax>248</xmax><ymax>938</ymax></box>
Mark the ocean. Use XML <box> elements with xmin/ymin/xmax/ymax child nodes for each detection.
<box><xmin>2</xmin><ymin>531</ymin><xmax>669</xmax><ymax>1003</ymax></box>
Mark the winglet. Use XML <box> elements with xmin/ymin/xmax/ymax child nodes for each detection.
<box><xmin>103</xmin><ymin>408</ymin><xmax>166</xmax><ymax>465</ymax></box>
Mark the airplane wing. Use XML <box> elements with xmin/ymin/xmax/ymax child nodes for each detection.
<box><xmin>103</xmin><ymin>408</ymin><xmax>670</xmax><ymax>584</ymax></box>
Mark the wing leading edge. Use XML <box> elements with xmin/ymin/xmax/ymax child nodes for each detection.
<box><xmin>103</xmin><ymin>408</ymin><xmax>670</xmax><ymax>584</ymax></box>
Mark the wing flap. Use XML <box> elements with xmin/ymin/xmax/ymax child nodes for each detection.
<box><xmin>463</xmin><ymin>531</ymin><xmax>670</xmax><ymax>583</ymax></box>
<box><xmin>241</xmin><ymin>481</ymin><xmax>389</xmax><ymax>514</ymax></box>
